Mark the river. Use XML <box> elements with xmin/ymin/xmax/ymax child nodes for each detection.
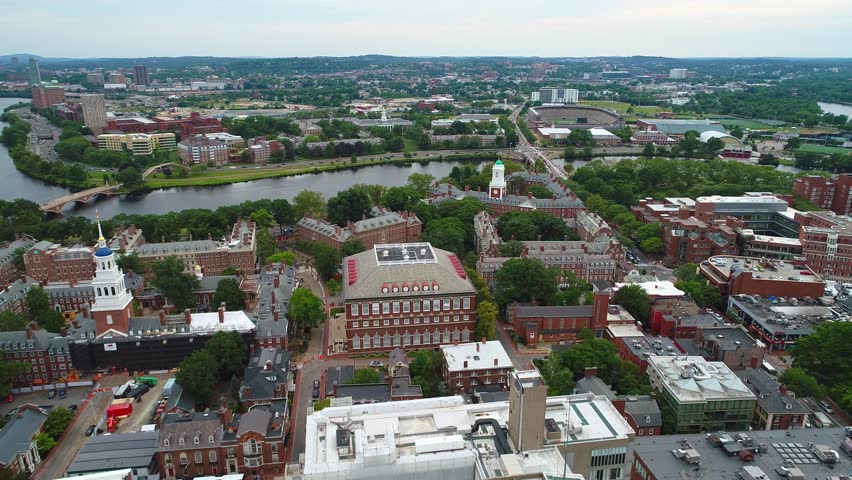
<box><xmin>818</xmin><ymin>102</ymin><xmax>852</xmax><ymax>118</ymax></box>
<box><xmin>0</xmin><ymin>97</ymin><xmax>495</xmax><ymax>219</ymax></box>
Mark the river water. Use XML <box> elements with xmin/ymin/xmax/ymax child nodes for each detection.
<box><xmin>0</xmin><ymin>98</ymin><xmax>494</xmax><ymax>219</ymax></box>
<box><xmin>819</xmin><ymin>102</ymin><xmax>852</xmax><ymax>118</ymax></box>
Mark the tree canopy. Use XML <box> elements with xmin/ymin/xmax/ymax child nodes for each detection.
<box><xmin>204</xmin><ymin>331</ymin><xmax>248</xmax><ymax>382</ymax></box>
<box><xmin>151</xmin><ymin>256</ymin><xmax>200</xmax><ymax>311</ymax></box>
<box><xmin>213</xmin><ymin>278</ymin><xmax>246</xmax><ymax>311</ymax></box>
<box><xmin>176</xmin><ymin>349</ymin><xmax>218</xmax><ymax>407</ymax></box>
<box><xmin>289</xmin><ymin>288</ymin><xmax>326</xmax><ymax>330</ymax></box>
<box><xmin>327</xmin><ymin>188</ymin><xmax>373</xmax><ymax>227</ymax></box>
<box><xmin>494</xmin><ymin>258</ymin><xmax>557</xmax><ymax>306</ymax></box>
<box><xmin>612</xmin><ymin>285</ymin><xmax>651</xmax><ymax>329</ymax></box>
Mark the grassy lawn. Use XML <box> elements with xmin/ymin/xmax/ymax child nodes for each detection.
<box><xmin>403</xmin><ymin>138</ymin><xmax>418</xmax><ymax>152</ymax></box>
<box><xmin>798</xmin><ymin>144</ymin><xmax>852</xmax><ymax>156</ymax></box>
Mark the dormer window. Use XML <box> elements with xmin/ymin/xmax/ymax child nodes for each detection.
<box><xmin>179</xmin><ymin>437</ymin><xmax>185</xmax><ymax>446</ymax></box>
<box><xmin>209</xmin><ymin>435</ymin><xmax>215</xmax><ymax>444</ymax></box>
<box><xmin>164</xmin><ymin>439</ymin><xmax>170</xmax><ymax>447</ymax></box>
<box><xmin>193</xmin><ymin>436</ymin><xmax>199</xmax><ymax>445</ymax></box>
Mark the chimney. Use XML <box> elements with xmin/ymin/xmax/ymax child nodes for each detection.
<box><xmin>465</xmin><ymin>185</ymin><xmax>470</xmax><ymax>192</ymax></box>
<box><xmin>494</xmin><ymin>358</ymin><xmax>498</xmax><ymax>366</ymax></box>
<box><xmin>273</xmin><ymin>310</ymin><xmax>279</xmax><ymax>322</ymax></box>
<box><xmin>271</xmin><ymin>291</ymin><xmax>276</xmax><ymax>304</ymax></box>
<box><xmin>476</xmin><ymin>343</ymin><xmax>480</xmax><ymax>352</ymax></box>
<box><xmin>779</xmin><ymin>384</ymin><xmax>788</xmax><ymax>396</ymax></box>
<box><xmin>584</xmin><ymin>366</ymin><xmax>598</xmax><ymax>378</ymax></box>
<box><xmin>184</xmin><ymin>308</ymin><xmax>192</xmax><ymax>325</ymax></box>
<box><xmin>218</xmin><ymin>303</ymin><xmax>225</xmax><ymax>323</ymax></box>
<box><xmin>333</xmin><ymin>382</ymin><xmax>338</xmax><ymax>397</ymax></box>
<box><xmin>73</xmin><ymin>319</ymin><xmax>80</xmax><ymax>329</ymax></box>
<box><xmin>60</xmin><ymin>327</ymin><xmax>68</xmax><ymax>337</ymax></box>
<box><xmin>243</xmin><ymin>386</ymin><xmax>251</xmax><ymax>400</ymax></box>
<box><xmin>158</xmin><ymin>309</ymin><xmax>166</xmax><ymax>326</ymax></box>
<box><xmin>274</xmin><ymin>277</ymin><xmax>280</xmax><ymax>288</ymax></box>
<box><xmin>264</xmin><ymin>360</ymin><xmax>272</xmax><ymax>371</ymax></box>
<box><xmin>463</xmin><ymin>360</ymin><xmax>468</xmax><ymax>369</ymax></box>
<box><xmin>527</xmin><ymin>192</ymin><xmax>532</xmax><ymax>199</ymax></box>
<box><xmin>482</xmin><ymin>337</ymin><xmax>487</xmax><ymax>344</ymax></box>
<box><xmin>25</xmin><ymin>326</ymin><xmax>32</xmax><ymax>339</ymax></box>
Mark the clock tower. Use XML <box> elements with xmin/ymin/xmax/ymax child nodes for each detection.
<box><xmin>489</xmin><ymin>159</ymin><xmax>506</xmax><ymax>199</ymax></box>
<box><xmin>90</xmin><ymin>214</ymin><xmax>134</xmax><ymax>337</ymax></box>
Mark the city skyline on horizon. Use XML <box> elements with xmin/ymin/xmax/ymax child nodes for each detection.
<box><xmin>2</xmin><ymin>0</ymin><xmax>851</xmax><ymax>59</ymax></box>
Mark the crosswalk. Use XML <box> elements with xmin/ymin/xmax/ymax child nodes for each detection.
<box><xmin>631</xmin><ymin>263</ymin><xmax>656</xmax><ymax>269</ymax></box>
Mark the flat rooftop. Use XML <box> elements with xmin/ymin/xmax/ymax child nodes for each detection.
<box><xmin>614</xmin><ymin>281</ymin><xmax>685</xmax><ymax>298</ymax></box>
<box><xmin>647</xmin><ymin>356</ymin><xmax>756</xmax><ymax>403</ymax></box>
<box><xmin>702</xmin><ymin>255</ymin><xmax>823</xmax><ymax>284</ymax></box>
<box><xmin>302</xmin><ymin>394</ymin><xmax>631</xmax><ymax>478</ymax></box>
<box><xmin>633</xmin><ymin>428</ymin><xmax>852</xmax><ymax>479</ymax></box>
<box><xmin>440</xmin><ymin>340</ymin><xmax>512</xmax><ymax>372</ymax></box>
<box><xmin>728</xmin><ymin>294</ymin><xmax>840</xmax><ymax>336</ymax></box>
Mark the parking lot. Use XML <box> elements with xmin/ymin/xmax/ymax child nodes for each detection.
<box><xmin>1</xmin><ymin>385</ymin><xmax>91</xmax><ymax>418</ymax></box>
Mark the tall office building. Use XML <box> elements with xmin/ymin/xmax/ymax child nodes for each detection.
<box><xmin>133</xmin><ymin>65</ymin><xmax>150</xmax><ymax>86</ymax></box>
<box><xmin>80</xmin><ymin>94</ymin><xmax>108</xmax><ymax>134</ymax></box>
<box><xmin>538</xmin><ymin>86</ymin><xmax>579</xmax><ymax>104</ymax></box>
<box><xmin>27</xmin><ymin>57</ymin><xmax>41</xmax><ymax>85</ymax></box>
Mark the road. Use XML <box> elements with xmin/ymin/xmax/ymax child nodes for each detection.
<box><xmin>14</xmin><ymin>108</ymin><xmax>61</xmax><ymax>162</ymax></box>
<box><xmin>627</xmin><ymin>247</ymin><xmax>674</xmax><ymax>281</ymax></box>
<box><xmin>32</xmin><ymin>390</ymin><xmax>112</xmax><ymax>480</ymax></box>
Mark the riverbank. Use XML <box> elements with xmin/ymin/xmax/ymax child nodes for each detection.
<box><xmin>129</xmin><ymin>151</ymin><xmax>503</xmax><ymax>190</ymax></box>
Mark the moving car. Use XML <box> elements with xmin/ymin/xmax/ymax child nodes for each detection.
<box><xmin>48</xmin><ymin>390</ymin><xmax>56</xmax><ymax>399</ymax></box>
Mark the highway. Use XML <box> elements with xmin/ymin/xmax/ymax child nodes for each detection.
<box><xmin>508</xmin><ymin>104</ymin><xmax>567</xmax><ymax>179</ymax></box>
<box><xmin>14</xmin><ymin>108</ymin><xmax>61</xmax><ymax>162</ymax></box>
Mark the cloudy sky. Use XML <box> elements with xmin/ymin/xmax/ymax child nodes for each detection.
<box><xmin>3</xmin><ymin>0</ymin><xmax>851</xmax><ymax>58</ymax></box>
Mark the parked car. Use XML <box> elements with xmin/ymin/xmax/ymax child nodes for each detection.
<box><xmin>58</xmin><ymin>388</ymin><xmax>67</xmax><ymax>399</ymax></box>
<box><xmin>312</xmin><ymin>387</ymin><xmax>320</xmax><ymax>399</ymax></box>
<box><xmin>369</xmin><ymin>360</ymin><xmax>383</xmax><ymax>368</ymax></box>
<box><xmin>85</xmin><ymin>424</ymin><xmax>96</xmax><ymax>436</ymax></box>
<box><xmin>313</xmin><ymin>380</ymin><xmax>320</xmax><ymax>389</ymax></box>
<box><xmin>820</xmin><ymin>400</ymin><xmax>834</xmax><ymax>414</ymax></box>
<box><xmin>48</xmin><ymin>390</ymin><xmax>56</xmax><ymax>399</ymax></box>
<box><xmin>69</xmin><ymin>404</ymin><xmax>78</xmax><ymax>412</ymax></box>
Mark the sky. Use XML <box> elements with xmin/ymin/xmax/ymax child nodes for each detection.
<box><xmin>2</xmin><ymin>0</ymin><xmax>851</xmax><ymax>58</ymax></box>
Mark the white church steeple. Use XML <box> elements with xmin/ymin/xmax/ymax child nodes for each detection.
<box><xmin>91</xmin><ymin>212</ymin><xmax>134</xmax><ymax>336</ymax></box>
<box><xmin>489</xmin><ymin>159</ymin><xmax>507</xmax><ymax>199</ymax></box>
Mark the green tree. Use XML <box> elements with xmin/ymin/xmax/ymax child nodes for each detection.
<box><xmin>204</xmin><ymin>331</ymin><xmax>248</xmax><ymax>382</ymax></box>
<box><xmin>289</xmin><ymin>288</ymin><xmax>326</xmax><ymax>330</ymax></box>
<box><xmin>54</xmin><ymin>136</ymin><xmax>91</xmax><ymax>162</ymax></box>
<box><xmin>341</xmin><ymin>239</ymin><xmax>367</xmax><ymax>258</ymax></box>
<box><xmin>222</xmin><ymin>266</ymin><xmax>239</xmax><ymax>275</ymax></box>
<box><xmin>791</xmin><ymin>321</ymin><xmax>852</xmax><ymax>387</ymax></box>
<box><xmin>381</xmin><ymin>186</ymin><xmax>420</xmax><ymax>212</ymax></box>
<box><xmin>255</xmin><ymin>229</ymin><xmax>276</xmax><ymax>265</ymax></box>
<box><xmin>267</xmin><ymin>251</ymin><xmax>296</xmax><ymax>266</ymax></box>
<box><xmin>778</xmin><ymin>367</ymin><xmax>825</xmax><ymax>399</ymax></box>
<box><xmin>151</xmin><ymin>256</ymin><xmax>200</xmax><ymax>311</ymax></box>
<box><xmin>0</xmin><ymin>354</ymin><xmax>29</xmax><ymax>398</ymax></box>
<box><xmin>0</xmin><ymin>311</ymin><xmax>28</xmax><ymax>332</ymax></box>
<box><xmin>475</xmin><ymin>301</ymin><xmax>498</xmax><ymax>341</ymax></box>
<box><xmin>43</xmin><ymin>407</ymin><xmax>75</xmax><ymax>439</ymax></box>
<box><xmin>526</xmin><ymin>185</ymin><xmax>553</xmax><ymax>199</ymax></box>
<box><xmin>346</xmin><ymin>368</ymin><xmax>383</xmax><ymax>384</ymax></box>
<box><xmin>115</xmin><ymin>251</ymin><xmax>143</xmax><ymax>274</ymax></box>
<box><xmin>327</xmin><ymin>188</ymin><xmax>373</xmax><ymax>226</ymax></box>
<box><xmin>494</xmin><ymin>258</ymin><xmax>557</xmax><ymax>306</ymax></box>
<box><xmin>26</xmin><ymin>286</ymin><xmax>64</xmax><ymax>332</ymax></box>
<box><xmin>540</xmin><ymin>354</ymin><xmax>575</xmax><ymax>395</ymax></box>
<box><xmin>213</xmin><ymin>278</ymin><xmax>246</xmax><ymax>311</ymax></box>
<box><xmin>407</xmin><ymin>173</ymin><xmax>435</xmax><ymax>196</ymax></box>
<box><xmin>307</xmin><ymin>242</ymin><xmax>341</xmax><ymax>280</ymax></box>
<box><xmin>115</xmin><ymin>167</ymin><xmax>144</xmax><ymax>189</ymax></box>
<box><xmin>641</xmin><ymin>143</ymin><xmax>656</xmax><ymax>158</ymax></box>
<box><xmin>176</xmin><ymin>349</ymin><xmax>217</xmax><ymax>407</ymax></box>
<box><xmin>293</xmin><ymin>190</ymin><xmax>327</xmax><ymax>219</ymax></box>
<box><xmin>35</xmin><ymin>433</ymin><xmax>55</xmax><ymax>457</ymax></box>
<box><xmin>422</xmin><ymin>217</ymin><xmax>466</xmax><ymax>256</ymax></box>
<box><xmin>410</xmin><ymin>349</ymin><xmax>444</xmax><ymax>397</ymax></box>
<box><xmin>0</xmin><ymin>466</ymin><xmax>30</xmax><ymax>480</ymax></box>
<box><xmin>566</xmin><ymin>129</ymin><xmax>595</xmax><ymax>148</ymax></box>
<box><xmin>499</xmin><ymin>240</ymin><xmax>523</xmax><ymax>257</ymax></box>
<box><xmin>639</xmin><ymin>237</ymin><xmax>664</xmax><ymax>253</ymax></box>
<box><xmin>612</xmin><ymin>285</ymin><xmax>651</xmax><ymax>329</ymax></box>
<box><xmin>250</xmin><ymin>208</ymin><xmax>275</xmax><ymax>230</ymax></box>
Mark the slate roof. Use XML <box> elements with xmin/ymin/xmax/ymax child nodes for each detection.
<box><xmin>241</xmin><ymin>347</ymin><xmax>290</xmax><ymax>402</ymax></box>
<box><xmin>342</xmin><ymin>243</ymin><xmax>476</xmax><ymax>301</ymax></box>
<box><xmin>575</xmin><ymin>376</ymin><xmax>617</xmax><ymax>400</ymax></box>
<box><xmin>0</xmin><ymin>236</ymin><xmax>36</xmax><ymax>267</ymax></box>
<box><xmin>67</xmin><ymin>431</ymin><xmax>158</xmax><ymax>474</ymax></box>
<box><xmin>0</xmin><ymin>406</ymin><xmax>48</xmax><ymax>465</ymax></box>
<box><xmin>256</xmin><ymin>263</ymin><xmax>295</xmax><ymax>341</ymax></box>
<box><xmin>158</xmin><ymin>412</ymin><xmax>223</xmax><ymax>451</ymax></box>
<box><xmin>514</xmin><ymin>305</ymin><xmax>594</xmax><ymax>318</ymax></box>
<box><xmin>165</xmin><ymin>382</ymin><xmax>195</xmax><ymax>413</ymax></box>
<box><xmin>326</xmin><ymin>365</ymin><xmax>354</xmax><ymax>396</ymax></box>
<box><xmin>334</xmin><ymin>384</ymin><xmax>392</xmax><ymax>404</ymax></box>
<box><xmin>623</xmin><ymin>397</ymin><xmax>662</xmax><ymax>428</ymax></box>
<box><xmin>735</xmin><ymin>368</ymin><xmax>809</xmax><ymax>415</ymax></box>
<box><xmin>236</xmin><ymin>409</ymin><xmax>273</xmax><ymax>437</ymax></box>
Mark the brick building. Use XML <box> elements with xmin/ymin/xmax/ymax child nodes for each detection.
<box><xmin>661</xmin><ymin>214</ymin><xmax>739</xmax><ymax>264</ymax></box>
<box><xmin>247</xmin><ymin>137</ymin><xmax>282</xmax><ymax>163</ymax></box>
<box><xmin>428</xmin><ymin>163</ymin><xmax>586</xmax><ymax>220</ymax></box>
<box><xmin>0</xmin><ymin>327</ymin><xmax>75</xmax><ymax>386</ymax></box>
<box><xmin>792</xmin><ymin>174</ymin><xmax>852</xmax><ymax>215</ymax></box>
<box><xmin>23</xmin><ymin>241</ymin><xmax>94</xmax><ymax>283</ymax></box>
<box><xmin>133</xmin><ymin>220</ymin><xmax>257</xmax><ymax>278</ymax></box>
<box><xmin>440</xmin><ymin>340</ymin><xmax>513</xmax><ymax>395</ymax></box>
<box><xmin>675</xmin><ymin>325</ymin><xmax>765</xmax><ymax>371</ymax></box>
<box><xmin>240</xmin><ymin>347</ymin><xmax>290</xmax><ymax>415</ymax></box>
<box><xmin>104</xmin><ymin>116</ymin><xmax>159</xmax><ymax>133</ymax></box>
<box><xmin>796</xmin><ymin>210</ymin><xmax>852</xmax><ymax>280</ymax></box>
<box><xmin>605</xmin><ymin>323</ymin><xmax>682</xmax><ymax>371</ymax></box>
<box><xmin>31</xmin><ymin>83</ymin><xmax>65</xmax><ymax>108</ymax></box>
<box><xmin>0</xmin><ymin>236</ymin><xmax>36</xmax><ymax>285</ymax></box>
<box><xmin>735</xmin><ymin>368</ymin><xmax>808</xmax><ymax>431</ymax></box>
<box><xmin>698</xmin><ymin>255</ymin><xmax>825</xmax><ymax>298</ymax></box>
<box><xmin>153</xmin><ymin>112</ymin><xmax>222</xmax><ymax>136</ymax></box>
<box><xmin>177</xmin><ymin>136</ymin><xmax>230</xmax><ymax>165</ymax></box>
<box><xmin>726</xmin><ymin>295</ymin><xmax>833</xmax><ymax>352</ymax></box>
<box><xmin>342</xmin><ymin>243</ymin><xmax>477</xmax><ymax>353</ymax></box>
<box><xmin>575</xmin><ymin>210</ymin><xmax>614</xmax><ymax>242</ymax></box>
<box><xmin>297</xmin><ymin>208</ymin><xmax>422</xmax><ymax>251</ymax></box>
<box><xmin>509</xmin><ymin>290</ymin><xmax>611</xmax><ymax>347</ymax></box>
<box><xmin>254</xmin><ymin>263</ymin><xmax>296</xmax><ymax>351</ymax></box>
